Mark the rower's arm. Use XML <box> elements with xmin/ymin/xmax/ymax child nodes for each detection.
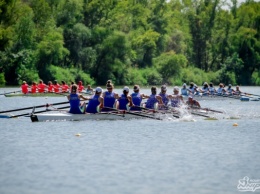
<box><xmin>127</xmin><ymin>96</ymin><xmax>134</xmax><ymax>107</ymax></box>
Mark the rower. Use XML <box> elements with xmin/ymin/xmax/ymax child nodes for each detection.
<box><xmin>170</xmin><ymin>86</ymin><xmax>184</xmax><ymax>107</ymax></box>
<box><xmin>21</xmin><ymin>81</ymin><xmax>29</xmax><ymax>94</ymax></box>
<box><xmin>86</xmin><ymin>84</ymin><xmax>94</xmax><ymax>94</ymax></box>
<box><xmin>186</xmin><ymin>96</ymin><xmax>201</xmax><ymax>108</ymax></box>
<box><xmin>145</xmin><ymin>86</ymin><xmax>163</xmax><ymax>109</ymax></box>
<box><xmin>159</xmin><ymin>85</ymin><xmax>171</xmax><ymax>110</ymax></box>
<box><xmin>67</xmin><ymin>84</ymin><xmax>89</xmax><ymax>114</ymax></box>
<box><xmin>86</xmin><ymin>87</ymin><xmax>104</xmax><ymax>113</ymax></box>
<box><xmin>216</xmin><ymin>83</ymin><xmax>226</xmax><ymax>95</ymax></box>
<box><xmin>234</xmin><ymin>85</ymin><xmax>242</xmax><ymax>95</ymax></box>
<box><xmin>47</xmin><ymin>81</ymin><xmax>54</xmax><ymax>93</ymax></box>
<box><xmin>226</xmin><ymin>84</ymin><xmax>235</xmax><ymax>95</ymax></box>
<box><xmin>188</xmin><ymin>82</ymin><xmax>198</xmax><ymax>95</ymax></box>
<box><xmin>130</xmin><ymin>85</ymin><xmax>149</xmax><ymax>111</ymax></box>
<box><xmin>38</xmin><ymin>80</ymin><xmax>47</xmax><ymax>93</ymax></box>
<box><xmin>53</xmin><ymin>80</ymin><xmax>60</xmax><ymax>93</ymax></box>
<box><xmin>31</xmin><ymin>82</ymin><xmax>37</xmax><ymax>94</ymax></box>
<box><xmin>61</xmin><ymin>81</ymin><xmax>69</xmax><ymax>93</ymax></box>
<box><xmin>117</xmin><ymin>86</ymin><xmax>134</xmax><ymax>110</ymax></box>
<box><xmin>181</xmin><ymin>83</ymin><xmax>188</xmax><ymax>96</ymax></box>
<box><xmin>102</xmin><ymin>81</ymin><xmax>119</xmax><ymax>111</ymax></box>
<box><xmin>77</xmin><ymin>81</ymin><xmax>85</xmax><ymax>93</ymax></box>
<box><xmin>199</xmin><ymin>82</ymin><xmax>209</xmax><ymax>95</ymax></box>
<box><xmin>208</xmin><ymin>82</ymin><xmax>216</xmax><ymax>95</ymax></box>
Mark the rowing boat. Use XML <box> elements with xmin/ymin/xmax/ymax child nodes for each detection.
<box><xmin>30</xmin><ymin>111</ymin><xmax>161</xmax><ymax>122</ymax></box>
<box><xmin>182</xmin><ymin>94</ymin><xmax>259</xmax><ymax>101</ymax></box>
<box><xmin>5</xmin><ymin>92</ymin><xmax>93</xmax><ymax>97</ymax></box>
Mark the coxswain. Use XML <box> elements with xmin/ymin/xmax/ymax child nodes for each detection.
<box><xmin>31</xmin><ymin>82</ymin><xmax>37</xmax><ymax>93</ymax></box>
<box><xmin>77</xmin><ymin>81</ymin><xmax>84</xmax><ymax>93</ymax></box>
<box><xmin>102</xmin><ymin>81</ymin><xmax>119</xmax><ymax>111</ymax></box>
<box><xmin>67</xmin><ymin>84</ymin><xmax>88</xmax><ymax>114</ymax></box>
<box><xmin>186</xmin><ymin>96</ymin><xmax>201</xmax><ymax>108</ymax></box>
<box><xmin>86</xmin><ymin>87</ymin><xmax>104</xmax><ymax>113</ymax></box>
<box><xmin>145</xmin><ymin>86</ymin><xmax>163</xmax><ymax>109</ymax></box>
<box><xmin>130</xmin><ymin>85</ymin><xmax>149</xmax><ymax>111</ymax></box>
<box><xmin>181</xmin><ymin>83</ymin><xmax>188</xmax><ymax>96</ymax></box>
<box><xmin>38</xmin><ymin>80</ymin><xmax>46</xmax><ymax>93</ymax></box>
<box><xmin>53</xmin><ymin>80</ymin><xmax>60</xmax><ymax>93</ymax></box>
<box><xmin>117</xmin><ymin>86</ymin><xmax>134</xmax><ymax>110</ymax></box>
<box><xmin>21</xmin><ymin>81</ymin><xmax>29</xmax><ymax>94</ymax></box>
<box><xmin>47</xmin><ymin>81</ymin><xmax>54</xmax><ymax>92</ymax></box>
<box><xmin>61</xmin><ymin>81</ymin><xmax>69</xmax><ymax>93</ymax></box>
<box><xmin>170</xmin><ymin>86</ymin><xmax>184</xmax><ymax>107</ymax></box>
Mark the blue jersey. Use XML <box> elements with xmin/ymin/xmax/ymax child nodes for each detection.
<box><xmin>118</xmin><ymin>94</ymin><xmax>129</xmax><ymax>110</ymax></box>
<box><xmin>130</xmin><ymin>92</ymin><xmax>142</xmax><ymax>111</ymax></box>
<box><xmin>145</xmin><ymin>94</ymin><xmax>158</xmax><ymax>109</ymax></box>
<box><xmin>69</xmin><ymin>93</ymin><xmax>83</xmax><ymax>114</ymax></box>
<box><xmin>171</xmin><ymin>96</ymin><xmax>181</xmax><ymax>107</ymax></box>
<box><xmin>181</xmin><ymin>88</ymin><xmax>188</xmax><ymax>96</ymax></box>
<box><xmin>159</xmin><ymin>93</ymin><xmax>169</xmax><ymax>106</ymax></box>
<box><xmin>104</xmin><ymin>91</ymin><xmax>116</xmax><ymax>108</ymax></box>
<box><xmin>86</xmin><ymin>95</ymin><xmax>100</xmax><ymax>113</ymax></box>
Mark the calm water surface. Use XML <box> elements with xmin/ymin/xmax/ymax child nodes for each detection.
<box><xmin>0</xmin><ymin>87</ymin><xmax>260</xmax><ymax>194</ymax></box>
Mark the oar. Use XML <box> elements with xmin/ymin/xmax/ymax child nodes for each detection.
<box><xmin>0</xmin><ymin>90</ymin><xmax>21</xmax><ymax>96</ymax></box>
<box><xmin>191</xmin><ymin>112</ymin><xmax>212</xmax><ymax>118</ymax></box>
<box><xmin>195</xmin><ymin>107</ymin><xmax>224</xmax><ymax>114</ymax></box>
<box><xmin>242</xmin><ymin>92</ymin><xmax>260</xmax><ymax>98</ymax></box>
<box><xmin>6</xmin><ymin>105</ymin><xmax>70</xmax><ymax>118</ymax></box>
<box><xmin>0</xmin><ymin>101</ymin><xmax>70</xmax><ymax>114</ymax></box>
<box><xmin>102</xmin><ymin>106</ymin><xmax>163</xmax><ymax>120</ymax></box>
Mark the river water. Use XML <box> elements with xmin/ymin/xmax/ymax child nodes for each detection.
<box><xmin>0</xmin><ymin>86</ymin><xmax>260</xmax><ymax>194</ymax></box>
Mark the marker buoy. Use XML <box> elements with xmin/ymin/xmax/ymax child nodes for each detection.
<box><xmin>233</xmin><ymin>123</ymin><xmax>238</xmax><ymax>126</ymax></box>
<box><xmin>75</xmin><ymin>133</ymin><xmax>81</xmax><ymax>137</ymax></box>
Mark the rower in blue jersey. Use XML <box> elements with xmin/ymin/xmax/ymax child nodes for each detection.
<box><xmin>216</xmin><ymin>83</ymin><xmax>226</xmax><ymax>95</ymax></box>
<box><xmin>130</xmin><ymin>85</ymin><xmax>149</xmax><ymax>111</ymax></box>
<box><xmin>102</xmin><ymin>80</ymin><xmax>119</xmax><ymax>111</ymax></box>
<box><xmin>159</xmin><ymin>85</ymin><xmax>171</xmax><ymax>110</ymax></box>
<box><xmin>226</xmin><ymin>84</ymin><xmax>235</xmax><ymax>95</ymax></box>
<box><xmin>145</xmin><ymin>86</ymin><xmax>163</xmax><ymax>109</ymax></box>
<box><xmin>181</xmin><ymin>83</ymin><xmax>189</xmax><ymax>96</ymax></box>
<box><xmin>117</xmin><ymin>86</ymin><xmax>134</xmax><ymax>110</ymax></box>
<box><xmin>208</xmin><ymin>82</ymin><xmax>216</xmax><ymax>95</ymax></box>
<box><xmin>199</xmin><ymin>82</ymin><xmax>209</xmax><ymax>95</ymax></box>
<box><xmin>188</xmin><ymin>82</ymin><xmax>198</xmax><ymax>95</ymax></box>
<box><xmin>67</xmin><ymin>84</ymin><xmax>89</xmax><ymax>114</ymax></box>
<box><xmin>170</xmin><ymin>86</ymin><xmax>184</xmax><ymax>107</ymax></box>
<box><xmin>86</xmin><ymin>87</ymin><xmax>104</xmax><ymax>113</ymax></box>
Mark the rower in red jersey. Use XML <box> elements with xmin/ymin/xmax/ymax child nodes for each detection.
<box><xmin>21</xmin><ymin>81</ymin><xmax>29</xmax><ymax>94</ymax></box>
<box><xmin>61</xmin><ymin>80</ymin><xmax>69</xmax><ymax>93</ymax></box>
<box><xmin>47</xmin><ymin>81</ymin><xmax>54</xmax><ymax>92</ymax></box>
<box><xmin>31</xmin><ymin>82</ymin><xmax>37</xmax><ymax>93</ymax></box>
<box><xmin>77</xmin><ymin>81</ymin><xmax>84</xmax><ymax>93</ymax></box>
<box><xmin>38</xmin><ymin>80</ymin><xmax>47</xmax><ymax>93</ymax></box>
<box><xmin>53</xmin><ymin>80</ymin><xmax>60</xmax><ymax>93</ymax></box>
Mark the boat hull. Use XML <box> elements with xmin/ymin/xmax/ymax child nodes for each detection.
<box><xmin>30</xmin><ymin>111</ymin><xmax>159</xmax><ymax>122</ymax></box>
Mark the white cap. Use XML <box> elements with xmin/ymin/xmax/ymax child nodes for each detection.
<box><xmin>183</xmin><ymin>83</ymin><xmax>187</xmax><ymax>87</ymax></box>
<box><xmin>203</xmin><ymin>82</ymin><xmax>208</xmax><ymax>85</ymax></box>
<box><xmin>228</xmin><ymin>84</ymin><xmax>232</xmax><ymax>87</ymax></box>
<box><xmin>95</xmin><ymin>87</ymin><xmax>103</xmax><ymax>93</ymax></box>
<box><xmin>188</xmin><ymin>96</ymin><xmax>193</xmax><ymax>99</ymax></box>
<box><xmin>123</xmin><ymin>86</ymin><xmax>129</xmax><ymax>92</ymax></box>
<box><xmin>161</xmin><ymin>85</ymin><xmax>167</xmax><ymax>91</ymax></box>
<box><xmin>173</xmin><ymin>86</ymin><xmax>179</xmax><ymax>91</ymax></box>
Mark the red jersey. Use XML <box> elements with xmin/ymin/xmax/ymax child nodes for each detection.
<box><xmin>21</xmin><ymin>84</ymin><xmax>29</xmax><ymax>94</ymax></box>
<box><xmin>31</xmin><ymin>85</ymin><xmax>37</xmax><ymax>93</ymax></box>
<box><xmin>61</xmin><ymin>84</ymin><xmax>69</xmax><ymax>92</ymax></box>
<box><xmin>38</xmin><ymin>83</ymin><xmax>46</xmax><ymax>93</ymax></box>
<box><xmin>48</xmin><ymin>84</ymin><xmax>54</xmax><ymax>92</ymax></box>
<box><xmin>53</xmin><ymin>84</ymin><xmax>60</xmax><ymax>93</ymax></box>
<box><xmin>78</xmin><ymin>85</ymin><xmax>84</xmax><ymax>93</ymax></box>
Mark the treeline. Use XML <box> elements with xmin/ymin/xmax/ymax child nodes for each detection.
<box><xmin>0</xmin><ymin>0</ymin><xmax>259</xmax><ymax>86</ymax></box>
